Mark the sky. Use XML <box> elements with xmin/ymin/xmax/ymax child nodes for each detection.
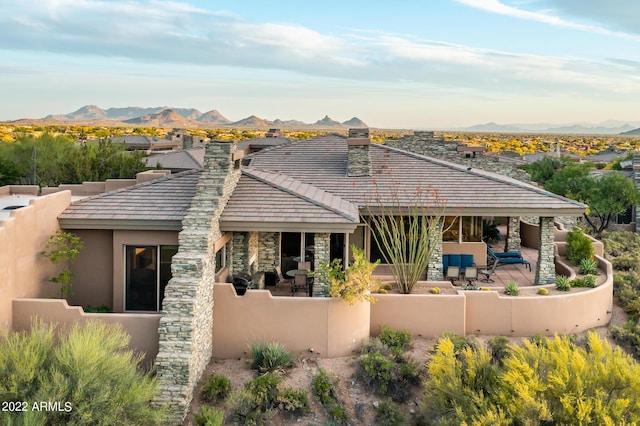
<box><xmin>1</xmin><ymin>0</ymin><xmax>639</xmax><ymax>129</ymax></box>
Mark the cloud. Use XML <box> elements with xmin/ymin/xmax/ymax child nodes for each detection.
<box><xmin>455</xmin><ymin>0</ymin><xmax>640</xmax><ymax>39</ymax></box>
<box><xmin>0</xmin><ymin>0</ymin><xmax>639</xmax><ymax>100</ymax></box>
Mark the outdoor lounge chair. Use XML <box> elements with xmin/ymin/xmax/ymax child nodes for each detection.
<box><xmin>487</xmin><ymin>247</ymin><xmax>522</xmax><ymax>259</ymax></box>
<box><xmin>487</xmin><ymin>248</ymin><xmax>531</xmax><ymax>272</ymax></box>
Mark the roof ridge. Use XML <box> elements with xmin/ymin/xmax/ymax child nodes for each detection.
<box><xmin>242</xmin><ymin>168</ymin><xmax>358</xmax><ymax>222</ymax></box>
<box><xmin>376</xmin><ymin>144</ymin><xmax>586</xmax><ymax>208</ymax></box>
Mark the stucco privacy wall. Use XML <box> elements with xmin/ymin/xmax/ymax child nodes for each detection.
<box><xmin>0</xmin><ymin>190</ymin><xmax>71</xmax><ymax>331</ymax></box>
<box><xmin>155</xmin><ymin>142</ymin><xmax>240</xmax><ymax>424</ymax></box>
<box><xmin>212</xmin><ymin>284</ymin><xmax>370</xmax><ymax>359</ymax></box>
<box><xmin>67</xmin><ymin>230</ymin><xmax>113</xmax><ymax>310</ymax></box>
<box><xmin>12</xmin><ymin>298</ymin><xmax>160</xmax><ymax>367</ymax></box>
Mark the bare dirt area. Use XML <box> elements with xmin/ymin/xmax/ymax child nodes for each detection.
<box><xmin>184</xmin><ymin>304</ymin><xmax>629</xmax><ymax>425</ymax></box>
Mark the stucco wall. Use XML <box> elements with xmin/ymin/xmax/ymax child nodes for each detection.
<box><xmin>12</xmin><ymin>298</ymin><xmax>160</xmax><ymax>366</ymax></box>
<box><xmin>0</xmin><ymin>191</ymin><xmax>71</xmax><ymax>331</ymax></box>
<box><xmin>68</xmin><ymin>229</ymin><xmax>114</xmax><ymax>310</ymax></box>
<box><xmin>212</xmin><ymin>284</ymin><xmax>370</xmax><ymax>359</ymax></box>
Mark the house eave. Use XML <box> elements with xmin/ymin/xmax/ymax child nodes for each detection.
<box><xmin>58</xmin><ymin>218</ymin><xmax>182</xmax><ymax>231</ymax></box>
<box><xmin>220</xmin><ymin>221</ymin><xmax>358</xmax><ymax>233</ymax></box>
<box><xmin>362</xmin><ymin>207</ymin><xmax>586</xmax><ymax>217</ymax></box>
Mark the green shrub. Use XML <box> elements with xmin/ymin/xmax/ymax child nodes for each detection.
<box><xmin>249</xmin><ymin>341</ymin><xmax>293</xmax><ymax>373</ymax></box>
<box><xmin>277</xmin><ymin>388</ymin><xmax>310</xmax><ymax>416</ymax></box>
<box><xmin>311</xmin><ymin>368</ymin><xmax>348</xmax><ymax>425</ymax></box>
<box><xmin>0</xmin><ymin>321</ymin><xmax>166</xmax><ymax>426</ymax></box>
<box><xmin>436</xmin><ymin>332</ymin><xmax>477</xmax><ymax>354</ymax></box>
<box><xmin>556</xmin><ymin>275</ymin><xmax>571</xmax><ymax>291</ymax></box>
<box><xmin>580</xmin><ymin>258</ymin><xmax>598</xmax><ymax>275</ymax></box>
<box><xmin>612</xmin><ymin>255</ymin><xmax>639</xmax><ymax>271</ymax></box>
<box><xmin>375</xmin><ymin>400</ymin><xmax>408</xmax><ymax>425</ymax></box>
<box><xmin>504</xmin><ymin>280</ymin><xmax>519</xmax><ymax>296</ymax></box>
<box><xmin>583</xmin><ymin>274</ymin><xmax>597</xmax><ymax>288</ymax></box>
<box><xmin>244</xmin><ymin>372</ymin><xmax>281</xmax><ymax>411</ymax></box>
<box><xmin>84</xmin><ymin>304</ymin><xmax>110</xmax><ymax>313</ymax></box>
<box><xmin>361</xmin><ymin>337</ymin><xmax>392</xmax><ymax>357</ymax></box>
<box><xmin>382</xmin><ymin>283</ymin><xmax>393</xmax><ymax>291</ymax></box>
<box><xmin>379</xmin><ymin>325</ymin><xmax>413</xmax><ymax>354</ymax></box>
<box><xmin>566</xmin><ymin>228</ymin><xmax>595</xmax><ymax>265</ymax></box>
<box><xmin>487</xmin><ymin>336</ymin><xmax>511</xmax><ymax>365</ymax></box>
<box><xmin>201</xmin><ymin>374</ymin><xmax>232</xmax><ymax>403</ymax></box>
<box><xmin>194</xmin><ymin>406</ymin><xmax>224</xmax><ymax>426</ymax></box>
<box><xmin>226</xmin><ymin>389</ymin><xmax>275</xmax><ymax>425</ymax></box>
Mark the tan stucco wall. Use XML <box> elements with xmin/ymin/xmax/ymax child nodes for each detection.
<box><xmin>370</xmin><ymin>291</ymin><xmax>466</xmax><ymax>336</ymax></box>
<box><xmin>0</xmin><ymin>191</ymin><xmax>71</xmax><ymax>331</ymax></box>
<box><xmin>371</xmin><ymin>258</ymin><xmax>613</xmax><ymax>338</ymax></box>
<box><xmin>12</xmin><ymin>298</ymin><xmax>160</xmax><ymax>366</ymax></box>
<box><xmin>212</xmin><ymin>284</ymin><xmax>370</xmax><ymax>359</ymax></box>
<box><xmin>112</xmin><ymin>230</ymin><xmax>179</xmax><ymax>312</ymax></box>
<box><xmin>442</xmin><ymin>241</ymin><xmax>488</xmax><ymax>267</ymax></box>
<box><xmin>68</xmin><ymin>230</ymin><xmax>114</xmax><ymax>309</ymax></box>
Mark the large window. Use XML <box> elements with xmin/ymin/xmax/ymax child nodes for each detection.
<box><xmin>443</xmin><ymin>216</ymin><xmax>482</xmax><ymax>243</ymax></box>
<box><xmin>125</xmin><ymin>245</ymin><xmax>178</xmax><ymax>312</ymax></box>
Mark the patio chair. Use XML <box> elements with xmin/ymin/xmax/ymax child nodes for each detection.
<box><xmin>274</xmin><ymin>266</ymin><xmax>293</xmax><ymax>287</ymax></box>
<box><xmin>292</xmin><ymin>273</ymin><xmax>308</xmax><ymax>295</ymax></box>
<box><xmin>463</xmin><ymin>266</ymin><xmax>478</xmax><ymax>286</ymax></box>
<box><xmin>446</xmin><ymin>266</ymin><xmax>461</xmax><ymax>285</ymax></box>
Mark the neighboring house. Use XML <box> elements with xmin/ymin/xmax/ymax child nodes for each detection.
<box><xmin>4</xmin><ymin>129</ymin><xmax>596</xmax><ymax>423</ymax></box>
<box><xmin>145</xmin><ymin>147</ymin><xmax>205</xmax><ymax>173</ymax></box>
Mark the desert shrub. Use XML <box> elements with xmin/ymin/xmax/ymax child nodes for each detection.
<box><xmin>487</xmin><ymin>336</ymin><xmax>511</xmax><ymax>366</ymax></box>
<box><xmin>311</xmin><ymin>368</ymin><xmax>348</xmax><ymax>425</ymax></box>
<box><xmin>201</xmin><ymin>374</ymin><xmax>232</xmax><ymax>403</ymax></box>
<box><xmin>226</xmin><ymin>389</ymin><xmax>275</xmax><ymax>425</ymax></box>
<box><xmin>613</xmin><ymin>255</ymin><xmax>639</xmax><ymax>271</ymax></box>
<box><xmin>556</xmin><ymin>275</ymin><xmax>571</xmax><ymax>291</ymax></box>
<box><xmin>504</xmin><ymin>280</ymin><xmax>519</xmax><ymax>296</ymax></box>
<box><xmin>360</xmin><ymin>337</ymin><xmax>391</xmax><ymax>357</ymax></box>
<box><xmin>537</xmin><ymin>287</ymin><xmax>549</xmax><ymax>295</ymax></box>
<box><xmin>249</xmin><ymin>341</ymin><xmax>293</xmax><ymax>373</ymax></box>
<box><xmin>583</xmin><ymin>274</ymin><xmax>597</xmax><ymax>288</ymax></box>
<box><xmin>244</xmin><ymin>372</ymin><xmax>281</xmax><ymax>411</ymax></box>
<box><xmin>419</xmin><ymin>332</ymin><xmax>640</xmax><ymax>424</ymax></box>
<box><xmin>601</xmin><ymin>230</ymin><xmax>640</xmax><ymax>258</ymax></box>
<box><xmin>579</xmin><ymin>257</ymin><xmax>598</xmax><ymax>275</ymax></box>
<box><xmin>0</xmin><ymin>321</ymin><xmax>165</xmax><ymax>426</ymax></box>
<box><xmin>382</xmin><ymin>283</ymin><xmax>393</xmax><ymax>291</ymax></box>
<box><xmin>276</xmin><ymin>388</ymin><xmax>310</xmax><ymax>416</ymax></box>
<box><xmin>84</xmin><ymin>304</ymin><xmax>110</xmax><ymax>313</ymax></box>
<box><xmin>566</xmin><ymin>228</ymin><xmax>594</xmax><ymax>265</ymax></box>
<box><xmin>194</xmin><ymin>406</ymin><xmax>224</xmax><ymax>426</ymax></box>
<box><xmin>374</xmin><ymin>400</ymin><xmax>408</xmax><ymax>425</ymax></box>
<box><xmin>379</xmin><ymin>325</ymin><xmax>413</xmax><ymax>354</ymax></box>
<box><xmin>436</xmin><ymin>332</ymin><xmax>477</xmax><ymax>354</ymax></box>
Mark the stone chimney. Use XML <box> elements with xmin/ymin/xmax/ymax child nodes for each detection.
<box><xmin>347</xmin><ymin>128</ymin><xmax>371</xmax><ymax>177</ymax></box>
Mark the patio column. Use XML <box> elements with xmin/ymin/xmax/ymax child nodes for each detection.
<box><xmin>257</xmin><ymin>232</ymin><xmax>280</xmax><ymax>272</ymax></box>
<box><xmin>535</xmin><ymin>217</ymin><xmax>556</xmax><ymax>285</ymax></box>
<box><xmin>313</xmin><ymin>233</ymin><xmax>331</xmax><ymax>296</ymax></box>
<box><xmin>505</xmin><ymin>216</ymin><xmax>522</xmax><ymax>253</ymax></box>
<box><xmin>427</xmin><ymin>220</ymin><xmax>443</xmax><ymax>281</ymax></box>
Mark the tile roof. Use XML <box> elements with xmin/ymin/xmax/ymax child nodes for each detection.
<box><xmin>243</xmin><ymin>134</ymin><xmax>586</xmax><ymax>216</ymax></box>
<box><xmin>145</xmin><ymin>147</ymin><xmax>204</xmax><ymax>170</ymax></box>
<box><xmin>220</xmin><ymin>169</ymin><xmax>358</xmax><ymax>231</ymax></box>
<box><xmin>58</xmin><ymin>169</ymin><xmax>202</xmax><ymax>230</ymax></box>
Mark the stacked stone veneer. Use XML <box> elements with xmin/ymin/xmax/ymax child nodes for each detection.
<box><xmin>313</xmin><ymin>233</ymin><xmax>331</xmax><ymax>296</ymax></box>
<box><xmin>505</xmin><ymin>216</ymin><xmax>522</xmax><ymax>252</ymax></box>
<box><xmin>634</xmin><ymin>153</ymin><xmax>640</xmax><ymax>233</ymax></box>
<box><xmin>347</xmin><ymin>128</ymin><xmax>372</xmax><ymax>177</ymax></box>
<box><xmin>257</xmin><ymin>232</ymin><xmax>280</xmax><ymax>272</ymax></box>
<box><xmin>385</xmin><ymin>131</ymin><xmax>533</xmax><ymax>183</ymax></box>
<box><xmin>154</xmin><ymin>141</ymin><xmax>240</xmax><ymax>424</ymax></box>
<box><xmin>535</xmin><ymin>217</ymin><xmax>556</xmax><ymax>285</ymax></box>
<box><xmin>427</xmin><ymin>220</ymin><xmax>444</xmax><ymax>280</ymax></box>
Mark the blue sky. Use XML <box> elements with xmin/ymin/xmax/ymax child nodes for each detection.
<box><xmin>1</xmin><ymin>0</ymin><xmax>639</xmax><ymax>128</ymax></box>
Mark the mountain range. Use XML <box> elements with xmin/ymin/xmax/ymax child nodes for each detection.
<box><xmin>457</xmin><ymin>120</ymin><xmax>640</xmax><ymax>135</ymax></box>
<box><xmin>39</xmin><ymin>105</ymin><xmax>368</xmax><ymax>129</ymax></box>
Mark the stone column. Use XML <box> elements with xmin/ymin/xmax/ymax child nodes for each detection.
<box><xmin>231</xmin><ymin>232</ymin><xmax>248</xmax><ymax>274</ymax></box>
<box><xmin>427</xmin><ymin>220</ymin><xmax>443</xmax><ymax>281</ymax></box>
<box><xmin>313</xmin><ymin>233</ymin><xmax>331</xmax><ymax>296</ymax></box>
<box><xmin>257</xmin><ymin>232</ymin><xmax>280</xmax><ymax>272</ymax></box>
<box><xmin>535</xmin><ymin>217</ymin><xmax>556</xmax><ymax>285</ymax></box>
<box><xmin>505</xmin><ymin>216</ymin><xmax>522</xmax><ymax>252</ymax></box>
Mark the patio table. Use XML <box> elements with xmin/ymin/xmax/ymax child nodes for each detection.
<box><xmin>286</xmin><ymin>269</ymin><xmax>308</xmax><ymax>278</ymax></box>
